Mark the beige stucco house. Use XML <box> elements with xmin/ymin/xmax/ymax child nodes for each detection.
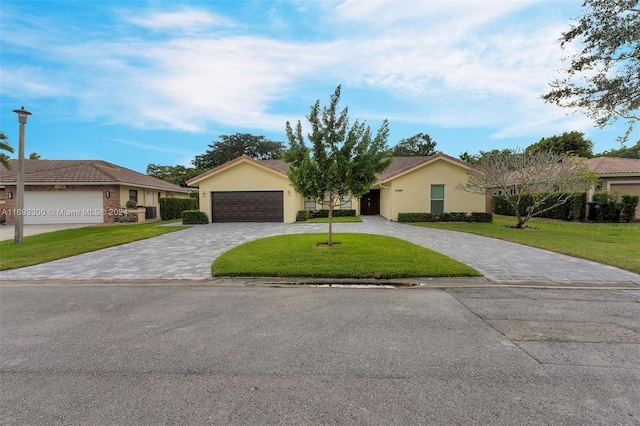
<box><xmin>186</xmin><ymin>153</ymin><xmax>487</xmax><ymax>223</ymax></box>
<box><xmin>0</xmin><ymin>159</ymin><xmax>190</xmax><ymax>225</ymax></box>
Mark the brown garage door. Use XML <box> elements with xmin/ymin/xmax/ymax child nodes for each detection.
<box><xmin>211</xmin><ymin>191</ymin><xmax>284</xmax><ymax>222</ymax></box>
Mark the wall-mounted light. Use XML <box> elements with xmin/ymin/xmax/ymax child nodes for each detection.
<box><xmin>8</xmin><ymin>192</ymin><xmax>13</xmax><ymax>199</ymax></box>
<box><xmin>105</xmin><ymin>191</ymin><xmax>110</xmax><ymax>198</ymax></box>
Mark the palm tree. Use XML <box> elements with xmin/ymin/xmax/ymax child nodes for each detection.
<box><xmin>0</xmin><ymin>131</ymin><xmax>14</xmax><ymax>169</ymax></box>
<box><xmin>28</xmin><ymin>152</ymin><xmax>41</xmax><ymax>160</ymax></box>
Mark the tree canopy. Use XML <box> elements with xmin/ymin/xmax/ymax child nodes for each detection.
<box><xmin>525</xmin><ymin>131</ymin><xmax>594</xmax><ymax>157</ymax></box>
<box><xmin>192</xmin><ymin>133</ymin><xmax>284</xmax><ymax>170</ymax></box>
<box><xmin>146</xmin><ymin>164</ymin><xmax>202</xmax><ymax>187</ymax></box>
<box><xmin>597</xmin><ymin>140</ymin><xmax>640</xmax><ymax>158</ymax></box>
<box><xmin>459</xmin><ymin>149</ymin><xmax>515</xmax><ymax>165</ymax></box>
<box><xmin>457</xmin><ymin>150</ymin><xmax>597</xmax><ymax>228</ymax></box>
<box><xmin>542</xmin><ymin>0</ymin><xmax>640</xmax><ymax>143</ymax></box>
<box><xmin>391</xmin><ymin>133</ymin><xmax>437</xmax><ymax>156</ymax></box>
<box><xmin>284</xmin><ymin>85</ymin><xmax>391</xmax><ymax>245</ymax></box>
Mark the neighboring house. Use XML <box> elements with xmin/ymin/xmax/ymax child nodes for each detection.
<box><xmin>0</xmin><ymin>160</ymin><xmax>190</xmax><ymax>225</ymax></box>
<box><xmin>186</xmin><ymin>153</ymin><xmax>487</xmax><ymax>223</ymax></box>
<box><xmin>587</xmin><ymin>157</ymin><xmax>640</xmax><ymax>218</ymax></box>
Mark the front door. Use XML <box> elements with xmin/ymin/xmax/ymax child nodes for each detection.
<box><xmin>360</xmin><ymin>189</ymin><xmax>380</xmax><ymax>215</ymax></box>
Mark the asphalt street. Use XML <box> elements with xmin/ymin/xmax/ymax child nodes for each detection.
<box><xmin>1</xmin><ymin>284</ymin><xmax>639</xmax><ymax>425</ymax></box>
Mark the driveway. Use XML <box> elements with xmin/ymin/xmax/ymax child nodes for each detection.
<box><xmin>1</xmin><ymin>216</ymin><xmax>639</xmax><ymax>283</ymax></box>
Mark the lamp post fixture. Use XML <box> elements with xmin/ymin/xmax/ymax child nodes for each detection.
<box><xmin>12</xmin><ymin>106</ymin><xmax>32</xmax><ymax>245</ymax></box>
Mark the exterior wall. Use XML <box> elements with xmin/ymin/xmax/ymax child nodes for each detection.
<box><xmin>381</xmin><ymin>159</ymin><xmax>486</xmax><ymax>221</ymax></box>
<box><xmin>196</xmin><ymin>162</ymin><xmax>299</xmax><ymax>223</ymax></box>
<box><xmin>120</xmin><ymin>186</ymin><xmax>189</xmax><ymax>221</ymax></box>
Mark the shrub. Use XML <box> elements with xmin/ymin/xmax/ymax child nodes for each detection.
<box><xmin>594</xmin><ymin>191</ymin><xmax>622</xmax><ymax>222</ymax></box>
<box><xmin>182</xmin><ymin>210</ymin><xmax>209</xmax><ymax>224</ymax></box>
<box><xmin>160</xmin><ymin>197</ymin><xmax>198</xmax><ymax>220</ymax></box>
<box><xmin>492</xmin><ymin>192</ymin><xmax>586</xmax><ymax>221</ymax></box>
<box><xmin>307</xmin><ymin>209</ymin><xmax>356</xmax><ymax>219</ymax></box>
<box><xmin>469</xmin><ymin>212</ymin><xmax>493</xmax><ymax>223</ymax></box>
<box><xmin>114</xmin><ymin>213</ymin><xmax>138</xmax><ymax>223</ymax></box>
<box><xmin>125</xmin><ymin>200</ymin><xmax>137</xmax><ymax>209</ymax></box>
<box><xmin>296</xmin><ymin>210</ymin><xmax>311</xmax><ymax>221</ymax></box>
<box><xmin>621</xmin><ymin>195</ymin><xmax>639</xmax><ymax>223</ymax></box>
<box><xmin>397</xmin><ymin>212</ymin><xmax>492</xmax><ymax>223</ymax></box>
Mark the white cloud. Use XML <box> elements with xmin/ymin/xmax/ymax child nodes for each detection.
<box><xmin>124</xmin><ymin>8</ymin><xmax>236</xmax><ymax>33</ymax></box>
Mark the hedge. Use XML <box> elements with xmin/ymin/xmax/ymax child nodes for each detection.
<box><xmin>182</xmin><ymin>210</ymin><xmax>209</xmax><ymax>224</ymax></box>
<box><xmin>397</xmin><ymin>212</ymin><xmax>493</xmax><ymax>223</ymax></box>
<box><xmin>296</xmin><ymin>209</ymin><xmax>356</xmax><ymax>221</ymax></box>
<box><xmin>621</xmin><ymin>195</ymin><xmax>639</xmax><ymax>223</ymax></box>
<box><xmin>159</xmin><ymin>197</ymin><xmax>198</xmax><ymax>220</ymax></box>
<box><xmin>492</xmin><ymin>192</ymin><xmax>587</xmax><ymax>221</ymax></box>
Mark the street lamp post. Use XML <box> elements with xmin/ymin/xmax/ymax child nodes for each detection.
<box><xmin>12</xmin><ymin>106</ymin><xmax>32</xmax><ymax>245</ymax></box>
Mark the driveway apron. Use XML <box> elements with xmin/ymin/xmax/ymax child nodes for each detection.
<box><xmin>1</xmin><ymin>216</ymin><xmax>638</xmax><ymax>283</ymax></box>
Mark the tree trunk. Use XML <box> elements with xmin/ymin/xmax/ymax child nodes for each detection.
<box><xmin>328</xmin><ymin>202</ymin><xmax>333</xmax><ymax>246</ymax></box>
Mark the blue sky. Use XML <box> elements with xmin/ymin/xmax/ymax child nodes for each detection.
<box><xmin>1</xmin><ymin>0</ymin><xmax>635</xmax><ymax>173</ymax></box>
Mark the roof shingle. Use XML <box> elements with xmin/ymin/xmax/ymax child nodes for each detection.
<box><xmin>586</xmin><ymin>157</ymin><xmax>640</xmax><ymax>175</ymax></box>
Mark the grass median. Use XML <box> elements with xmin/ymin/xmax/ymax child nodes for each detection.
<box><xmin>411</xmin><ymin>215</ymin><xmax>640</xmax><ymax>274</ymax></box>
<box><xmin>0</xmin><ymin>221</ymin><xmax>189</xmax><ymax>271</ymax></box>
<box><xmin>211</xmin><ymin>233</ymin><xmax>481</xmax><ymax>278</ymax></box>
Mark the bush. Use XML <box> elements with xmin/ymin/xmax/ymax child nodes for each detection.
<box><xmin>621</xmin><ymin>195</ymin><xmax>639</xmax><ymax>223</ymax></box>
<box><xmin>593</xmin><ymin>191</ymin><xmax>622</xmax><ymax>222</ymax></box>
<box><xmin>492</xmin><ymin>192</ymin><xmax>586</xmax><ymax>221</ymax></box>
<box><xmin>125</xmin><ymin>200</ymin><xmax>137</xmax><ymax>209</ymax></box>
<box><xmin>397</xmin><ymin>212</ymin><xmax>492</xmax><ymax>223</ymax></box>
<box><xmin>307</xmin><ymin>209</ymin><xmax>356</xmax><ymax>219</ymax></box>
<box><xmin>182</xmin><ymin>210</ymin><xmax>209</xmax><ymax>224</ymax></box>
<box><xmin>296</xmin><ymin>210</ymin><xmax>311</xmax><ymax>221</ymax></box>
<box><xmin>114</xmin><ymin>213</ymin><xmax>138</xmax><ymax>223</ymax></box>
<box><xmin>160</xmin><ymin>197</ymin><xmax>198</xmax><ymax>220</ymax></box>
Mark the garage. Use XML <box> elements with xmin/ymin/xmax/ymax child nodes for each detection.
<box><xmin>211</xmin><ymin>191</ymin><xmax>283</xmax><ymax>222</ymax></box>
<box><xmin>24</xmin><ymin>191</ymin><xmax>103</xmax><ymax>224</ymax></box>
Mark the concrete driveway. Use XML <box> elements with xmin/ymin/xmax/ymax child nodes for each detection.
<box><xmin>1</xmin><ymin>216</ymin><xmax>639</xmax><ymax>283</ymax></box>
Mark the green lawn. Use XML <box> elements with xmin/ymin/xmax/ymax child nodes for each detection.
<box><xmin>410</xmin><ymin>215</ymin><xmax>640</xmax><ymax>274</ymax></box>
<box><xmin>211</xmin><ymin>233</ymin><xmax>481</xmax><ymax>278</ymax></box>
<box><xmin>0</xmin><ymin>221</ymin><xmax>189</xmax><ymax>271</ymax></box>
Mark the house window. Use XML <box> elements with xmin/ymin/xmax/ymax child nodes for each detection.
<box><xmin>129</xmin><ymin>190</ymin><xmax>138</xmax><ymax>203</ymax></box>
<box><xmin>304</xmin><ymin>197</ymin><xmax>316</xmax><ymax>210</ymax></box>
<box><xmin>340</xmin><ymin>193</ymin><xmax>352</xmax><ymax>209</ymax></box>
<box><xmin>430</xmin><ymin>184</ymin><xmax>445</xmax><ymax>214</ymax></box>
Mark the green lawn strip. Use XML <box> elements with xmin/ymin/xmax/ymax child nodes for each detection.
<box><xmin>410</xmin><ymin>215</ymin><xmax>640</xmax><ymax>274</ymax></box>
<box><xmin>300</xmin><ymin>217</ymin><xmax>362</xmax><ymax>223</ymax></box>
<box><xmin>212</xmin><ymin>233</ymin><xmax>480</xmax><ymax>278</ymax></box>
<box><xmin>0</xmin><ymin>221</ymin><xmax>190</xmax><ymax>271</ymax></box>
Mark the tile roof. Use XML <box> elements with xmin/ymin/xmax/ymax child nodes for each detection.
<box><xmin>586</xmin><ymin>157</ymin><xmax>640</xmax><ymax>175</ymax></box>
<box><xmin>0</xmin><ymin>159</ymin><xmax>188</xmax><ymax>192</ymax></box>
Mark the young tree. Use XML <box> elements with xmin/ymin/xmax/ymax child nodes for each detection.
<box><xmin>391</xmin><ymin>133</ymin><xmax>437</xmax><ymax>156</ymax></box>
<box><xmin>542</xmin><ymin>0</ymin><xmax>640</xmax><ymax>143</ymax></box>
<box><xmin>0</xmin><ymin>131</ymin><xmax>14</xmax><ymax>169</ymax></box>
<box><xmin>284</xmin><ymin>85</ymin><xmax>392</xmax><ymax>246</ymax></box>
<box><xmin>525</xmin><ymin>131</ymin><xmax>594</xmax><ymax>157</ymax></box>
<box><xmin>192</xmin><ymin>133</ymin><xmax>285</xmax><ymax>170</ymax></box>
<box><xmin>457</xmin><ymin>150</ymin><xmax>598</xmax><ymax>228</ymax></box>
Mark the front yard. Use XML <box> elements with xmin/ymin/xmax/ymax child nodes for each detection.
<box><xmin>411</xmin><ymin>215</ymin><xmax>640</xmax><ymax>274</ymax></box>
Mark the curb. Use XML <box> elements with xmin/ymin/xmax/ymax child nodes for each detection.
<box><xmin>0</xmin><ymin>277</ymin><xmax>638</xmax><ymax>290</ymax></box>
